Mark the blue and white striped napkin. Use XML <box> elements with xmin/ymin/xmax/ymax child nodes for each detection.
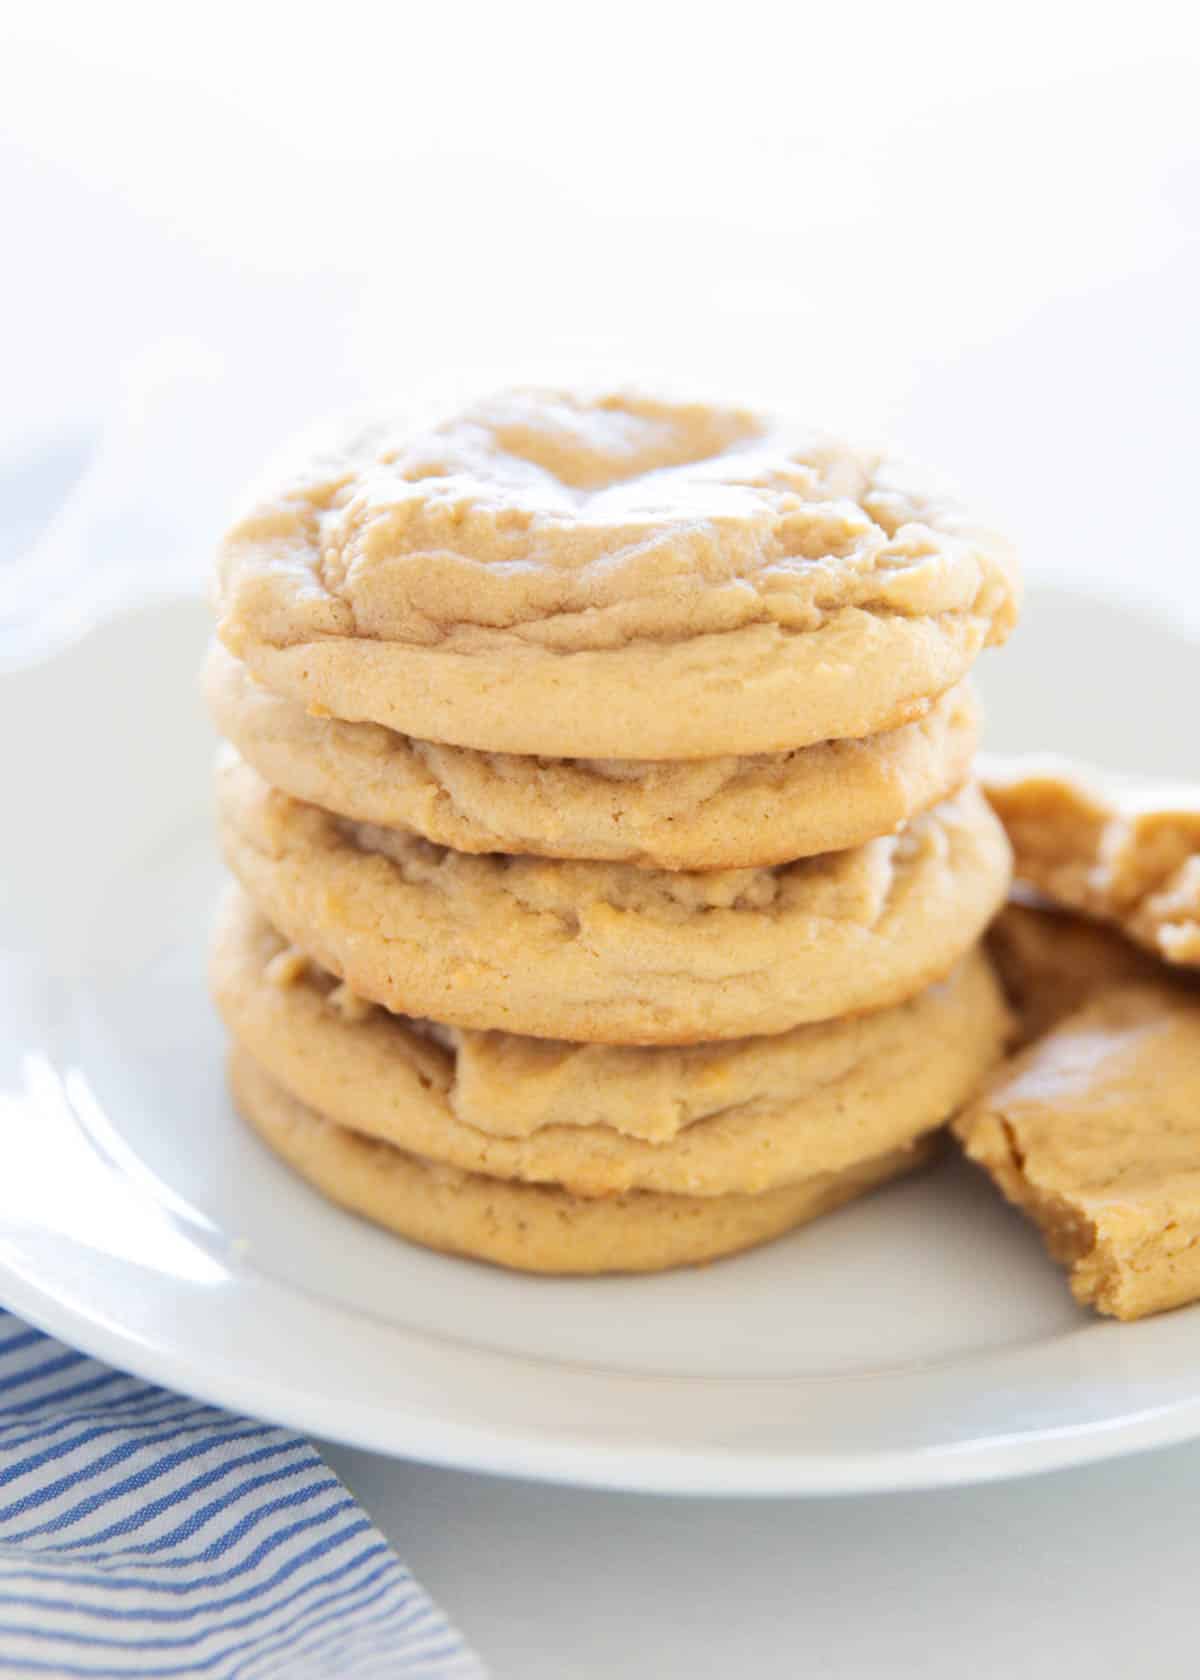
<box><xmin>0</xmin><ymin>1309</ymin><xmax>484</xmax><ymax>1678</ymax></box>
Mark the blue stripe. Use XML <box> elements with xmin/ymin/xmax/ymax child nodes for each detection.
<box><xmin>0</xmin><ymin>1379</ymin><xmax>201</xmax><ymax>1422</ymax></box>
<box><xmin>353</xmin><ymin>1627</ymin><xmax>477</xmax><ymax>1680</ymax></box>
<box><xmin>0</xmin><ymin>1567</ymin><xmax>405</xmax><ymax>1678</ymax></box>
<box><xmin>0</xmin><ymin>1539</ymin><xmax>390</xmax><ymax>1631</ymax></box>
<box><xmin>255</xmin><ymin>1595</ymin><xmax>478</xmax><ymax>1680</ymax></box>
<box><xmin>0</xmin><ymin>1392</ymin><xmax>223</xmax><ymax>1448</ymax></box>
<box><xmin>0</xmin><ymin>1377</ymin><xmax>165</xmax><ymax>1431</ymax></box>
<box><xmin>0</xmin><ymin>1555</ymin><xmax>407</xmax><ymax>1651</ymax></box>
<box><xmin>0</xmin><ymin>1411</ymin><xmax>279</xmax><ymax>1495</ymax></box>
<box><xmin>252</xmin><ymin>1576</ymin><xmax>422</xmax><ymax>1673</ymax></box>
<box><xmin>235</xmin><ymin>1582</ymin><xmax>409</xmax><ymax>1680</ymax></box>
<box><xmin>38</xmin><ymin>1462</ymin><xmax>333</xmax><ymax>1567</ymax></box>
<box><xmin>119</xmin><ymin>1463</ymin><xmax>333</xmax><ymax>1557</ymax></box>
<box><xmin>4</xmin><ymin>1476</ymin><xmax>343</xmax><ymax>1574</ymax></box>
<box><xmin>0</xmin><ymin>1350</ymin><xmax>85</xmax><ymax>1397</ymax></box>
<box><xmin>397</xmin><ymin>1628</ymin><xmax>479</xmax><ymax>1666</ymax></box>
<box><xmin>45</xmin><ymin>1438</ymin><xmax>308</xmax><ymax>1551</ymax></box>
<box><xmin>251</xmin><ymin>1584</ymin><xmax>464</xmax><ymax>1677</ymax></box>
<box><xmin>0</xmin><ymin>1330</ymin><xmax>45</xmax><ymax>1358</ymax></box>
<box><xmin>229</xmin><ymin>1565</ymin><xmax>423</xmax><ymax>1675</ymax></box>
<box><xmin>1</xmin><ymin>1426</ymin><xmax>281</xmax><ymax>1535</ymax></box>
<box><xmin>0</xmin><ymin>1659</ymin><xmax>134</xmax><ymax>1675</ymax></box>
<box><xmin>368</xmin><ymin>1590</ymin><xmax>457</xmax><ymax>1642</ymax></box>
<box><xmin>2</xmin><ymin>1371</ymin><xmax>128</xmax><ymax>1417</ymax></box>
<box><xmin>0</xmin><ymin>1511</ymin><xmax>375</xmax><ymax>1598</ymax></box>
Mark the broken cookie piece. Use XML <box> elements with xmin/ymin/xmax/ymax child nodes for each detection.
<box><xmin>955</xmin><ymin>983</ymin><xmax>1200</xmax><ymax>1319</ymax></box>
<box><xmin>984</xmin><ymin>759</ymin><xmax>1200</xmax><ymax>966</ymax></box>
<box><xmin>986</xmin><ymin>898</ymin><xmax>1170</xmax><ymax>1044</ymax></box>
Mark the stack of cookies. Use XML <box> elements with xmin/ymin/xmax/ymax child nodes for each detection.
<box><xmin>207</xmin><ymin>389</ymin><xmax>1019</xmax><ymax>1273</ymax></box>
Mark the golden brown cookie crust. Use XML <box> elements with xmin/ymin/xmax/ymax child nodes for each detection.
<box><xmin>215</xmin><ymin>389</ymin><xmax>1019</xmax><ymax>758</ymax></box>
<box><xmin>985</xmin><ymin>759</ymin><xmax>1200</xmax><ymax>967</ymax></box>
<box><xmin>212</xmin><ymin>889</ymin><xmax>1009</xmax><ymax>1197</ymax></box>
<box><xmin>230</xmin><ymin>1046</ymin><xmax>938</xmax><ymax>1275</ymax></box>
<box><xmin>216</xmin><ymin>752</ymin><xmax>1012</xmax><ymax>1042</ymax></box>
<box><xmin>955</xmin><ymin>984</ymin><xmax>1200</xmax><ymax>1319</ymax></box>
<box><xmin>206</xmin><ymin>644</ymin><xmax>980</xmax><ymax>869</ymax></box>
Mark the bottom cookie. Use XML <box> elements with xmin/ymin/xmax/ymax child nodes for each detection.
<box><xmin>229</xmin><ymin>1048</ymin><xmax>938</xmax><ymax>1275</ymax></box>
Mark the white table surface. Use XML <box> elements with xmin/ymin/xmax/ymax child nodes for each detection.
<box><xmin>321</xmin><ymin>1439</ymin><xmax>1195</xmax><ymax>1677</ymax></box>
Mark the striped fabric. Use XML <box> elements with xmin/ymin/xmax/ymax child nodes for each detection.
<box><xmin>0</xmin><ymin>1310</ymin><xmax>485</xmax><ymax>1678</ymax></box>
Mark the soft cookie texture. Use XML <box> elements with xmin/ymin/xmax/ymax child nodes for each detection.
<box><xmin>231</xmin><ymin>1047</ymin><xmax>938</xmax><ymax>1275</ymax></box>
<box><xmin>986</xmin><ymin>898</ymin><xmax>1170</xmax><ymax>1044</ymax></box>
<box><xmin>215</xmin><ymin>389</ymin><xmax>1019</xmax><ymax>759</ymax></box>
<box><xmin>206</xmin><ymin>645</ymin><xmax>979</xmax><ymax>868</ymax></box>
<box><xmin>212</xmin><ymin>889</ymin><xmax>1009</xmax><ymax>1197</ymax></box>
<box><xmin>985</xmin><ymin>760</ymin><xmax>1200</xmax><ymax>967</ymax></box>
<box><xmin>955</xmin><ymin>985</ymin><xmax>1200</xmax><ymax>1319</ymax></box>
<box><xmin>216</xmin><ymin>751</ymin><xmax>1012</xmax><ymax>1043</ymax></box>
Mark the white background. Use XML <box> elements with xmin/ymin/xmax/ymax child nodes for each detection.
<box><xmin>3</xmin><ymin>2</ymin><xmax>1199</xmax><ymax>620</ymax></box>
<box><xmin>3</xmin><ymin>5</ymin><xmax>1199</xmax><ymax>1675</ymax></box>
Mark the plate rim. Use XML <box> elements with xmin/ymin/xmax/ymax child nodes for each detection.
<box><xmin>8</xmin><ymin>1251</ymin><xmax>1200</xmax><ymax>1499</ymax></box>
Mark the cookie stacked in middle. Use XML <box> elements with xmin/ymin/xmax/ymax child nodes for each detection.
<box><xmin>208</xmin><ymin>388</ymin><xmax>1019</xmax><ymax>1273</ymax></box>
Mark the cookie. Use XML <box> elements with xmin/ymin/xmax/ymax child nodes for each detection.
<box><xmin>986</xmin><ymin>897</ymin><xmax>1169</xmax><ymax>1044</ymax></box>
<box><xmin>215</xmin><ymin>388</ymin><xmax>1019</xmax><ymax>759</ymax></box>
<box><xmin>212</xmin><ymin>889</ymin><xmax>1009</xmax><ymax>1197</ymax></box>
<box><xmin>216</xmin><ymin>751</ymin><xmax>1012</xmax><ymax>1042</ymax></box>
<box><xmin>230</xmin><ymin>1047</ymin><xmax>938</xmax><ymax>1274</ymax></box>
<box><xmin>206</xmin><ymin>644</ymin><xmax>980</xmax><ymax>869</ymax></box>
<box><xmin>955</xmin><ymin>984</ymin><xmax>1200</xmax><ymax>1319</ymax></box>
<box><xmin>985</xmin><ymin>759</ymin><xmax>1200</xmax><ymax>966</ymax></box>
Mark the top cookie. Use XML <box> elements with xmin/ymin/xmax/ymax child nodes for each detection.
<box><xmin>215</xmin><ymin>388</ymin><xmax>1019</xmax><ymax>758</ymax></box>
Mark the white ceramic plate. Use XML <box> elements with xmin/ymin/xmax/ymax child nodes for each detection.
<box><xmin>2</xmin><ymin>587</ymin><xmax>1199</xmax><ymax>1496</ymax></box>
